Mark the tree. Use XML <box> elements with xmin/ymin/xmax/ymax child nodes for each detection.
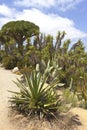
<box><xmin>1</xmin><ymin>20</ymin><xmax>39</xmax><ymax>55</ymax></box>
<box><xmin>55</xmin><ymin>31</ymin><xmax>66</xmax><ymax>51</ymax></box>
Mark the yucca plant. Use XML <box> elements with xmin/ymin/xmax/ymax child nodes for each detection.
<box><xmin>9</xmin><ymin>70</ymin><xmax>61</xmax><ymax>119</ymax></box>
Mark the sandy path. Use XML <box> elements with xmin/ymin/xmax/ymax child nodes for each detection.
<box><xmin>0</xmin><ymin>67</ymin><xmax>20</xmax><ymax>130</ymax></box>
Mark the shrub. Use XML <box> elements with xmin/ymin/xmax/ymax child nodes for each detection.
<box><xmin>9</xmin><ymin>70</ymin><xmax>61</xmax><ymax>119</ymax></box>
<box><xmin>79</xmin><ymin>100</ymin><xmax>87</xmax><ymax>109</ymax></box>
<box><xmin>78</xmin><ymin>83</ymin><xmax>87</xmax><ymax>109</ymax></box>
<box><xmin>2</xmin><ymin>55</ymin><xmax>17</xmax><ymax>69</ymax></box>
<box><xmin>0</xmin><ymin>51</ymin><xmax>2</xmax><ymax>62</ymax></box>
<box><xmin>62</xmin><ymin>88</ymin><xmax>78</xmax><ymax>108</ymax></box>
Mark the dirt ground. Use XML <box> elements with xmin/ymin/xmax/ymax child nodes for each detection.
<box><xmin>70</xmin><ymin>108</ymin><xmax>87</xmax><ymax>130</ymax></box>
<box><xmin>0</xmin><ymin>66</ymin><xmax>87</xmax><ymax>130</ymax></box>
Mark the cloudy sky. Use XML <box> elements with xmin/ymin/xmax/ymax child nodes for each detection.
<box><xmin>0</xmin><ymin>0</ymin><xmax>87</xmax><ymax>48</ymax></box>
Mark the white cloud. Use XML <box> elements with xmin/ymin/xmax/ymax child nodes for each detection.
<box><xmin>0</xmin><ymin>4</ymin><xmax>16</xmax><ymax>17</ymax></box>
<box><xmin>14</xmin><ymin>0</ymin><xmax>55</xmax><ymax>8</ymax></box>
<box><xmin>14</xmin><ymin>8</ymin><xmax>87</xmax><ymax>39</ymax></box>
<box><xmin>14</xmin><ymin>0</ymin><xmax>83</xmax><ymax>11</ymax></box>
<box><xmin>0</xmin><ymin>6</ymin><xmax>87</xmax><ymax>40</ymax></box>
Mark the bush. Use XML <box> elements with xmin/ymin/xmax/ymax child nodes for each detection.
<box><xmin>0</xmin><ymin>50</ymin><xmax>4</xmax><ymax>62</ymax></box>
<box><xmin>77</xmin><ymin>84</ymin><xmax>87</xmax><ymax>109</ymax></box>
<box><xmin>62</xmin><ymin>88</ymin><xmax>78</xmax><ymax>108</ymax></box>
<box><xmin>79</xmin><ymin>100</ymin><xmax>87</xmax><ymax>109</ymax></box>
<box><xmin>2</xmin><ymin>55</ymin><xmax>17</xmax><ymax>69</ymax></box>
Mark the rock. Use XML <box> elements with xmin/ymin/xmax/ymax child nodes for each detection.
<box><xmin>12</xmin><ymin>67</ymin><xmax>19</xmax><ymax>73</ymax></box>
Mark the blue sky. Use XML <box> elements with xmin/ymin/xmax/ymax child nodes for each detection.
<box><xmin>0</xmin><ymin>0</ymin><xmax>87</xmax><ymax>49</ymax></box>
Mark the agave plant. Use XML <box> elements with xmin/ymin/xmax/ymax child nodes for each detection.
<box><xmin>9</xmin><ymin>70</ymin><xmax>61</xmax><ymax>119</ymax></box>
